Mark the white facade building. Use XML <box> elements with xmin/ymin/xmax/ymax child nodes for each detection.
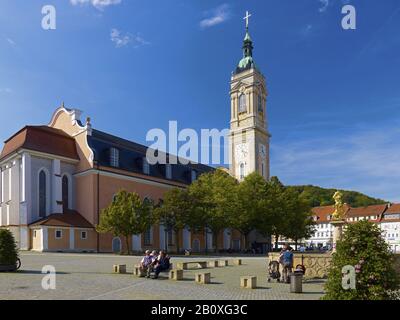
<box><xmin>379</xmin><ymin>204</ymin><xmax>400</xmax><ymax>253</ymax></box>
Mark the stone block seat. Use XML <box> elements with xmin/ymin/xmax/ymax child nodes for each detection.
<box><xmin>133</xmin><ymin>265</ymin><xmax>146</xmax><ymax>277</ymax></box>
<box><xmin>233</xmin><ymin>259</ymin><xmax>242</xmax><ymax>266</ymax></box>
<box><xmin>240</xmin><ymin>276</ymin><xmax>257</xmax><ymax>289</ymax></box>
<box><xmin>113</xmin><ymin>264</ymin><xmax>126</xmax><ymax>274</ymax></box>
<box><xmin>207</xmin><ymin>260</ymin><xmax>219</xmax><ymax>268</ymax></box>
<box><xmin>218</xmin><ymin>260</ymin><xmax>229</xmax><ymax>267</ymax></box>
<box><xmin>169</xmin><ymin>269</ymin><xmax>184</xmax><ymax>281</ymax></box>
<box><xmin>195</xmin><ymin>272</ymin><xmax>211</xmax><ymax>284</ymax></box>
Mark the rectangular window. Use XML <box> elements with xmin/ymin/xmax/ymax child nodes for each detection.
<box><xmin>143</xmin><ymin>158</ymin><xmax>150</xmax><ymax>175</ymax></box>
<box><xmin>110</xmin><ymin>148</ymin><xmax>119</xmax><ymax>167</ymax></box>
<box><xmin>144</xmin><ymin>227</ymin><xmax>152</xmax><ymax>246</ymax></box>
<box><xmin>55</xmin><ymin>230</ymin><xmax>62</xmax><ymax>239</ymax></box>
<box><xmin>81</xmin><ymin>231</ymin><xmax>87</xmax><ymax>240</ymax></box>
<box><xmin>33</xmin><ymin>230</ymin><xmax>37</xmax><ymax>238</ymax></box>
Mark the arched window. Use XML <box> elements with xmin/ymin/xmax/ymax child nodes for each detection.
<box><xmin>62</xmin><ymin>175</ymin><xmax>69</xmax><ymax>212</ymax></box>
<box><xmin>240</xmin><ymin>163</ymin><xmax>245</xmax><ymax>180</ymax></box>
<box><xmin>238</xmin><ymin>94</ymin><xmax>246</xmax><ymax>113</ymax></box>
<box><xmin>39</xmin><ymin>170</ymin><xmax>47</xmax><ymax>218</ymax></box>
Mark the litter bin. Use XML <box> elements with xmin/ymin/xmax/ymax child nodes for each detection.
<box><xmin>290</xmin><ymin>270</ymin><xmax>303</xmax><ymax>293</ymax></box>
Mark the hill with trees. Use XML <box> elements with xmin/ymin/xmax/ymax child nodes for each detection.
<box><xmin>286</xmin><ymin>185</ymin><xmax>386</xmax><ymax>208</ymax></box>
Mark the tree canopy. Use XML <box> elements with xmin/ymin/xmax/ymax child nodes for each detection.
<box><xmin>96</xmin><ymin>190</ymin><xmax>153</xmax><ymax>254</ymax></box>
<box><xmin>323</xmin><ymin>220</ymin><xmax>399</xmax><ymax>300</ymax></box>
<box><xmin>287</xmin><ymin>185</ymin><xmax>386</xmax><ymax>207</ymax></box>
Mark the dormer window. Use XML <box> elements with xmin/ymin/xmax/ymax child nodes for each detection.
<box><xmin>143</xmin><ymin>158</ymin><xmax>150</xmax><ymax>175</ymax></box>
<box><xmin>166</xmin><ymin>164</ymin><xmax>172</xmax><ymax>179</ymax></box>
<box><xmin>110</xmin><ymin>147</ymin><xmax>119</xmax><ymax>167</ymax></box>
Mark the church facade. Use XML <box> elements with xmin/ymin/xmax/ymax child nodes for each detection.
<box><xmin>0</xmin><ymin>16</ymin><xmax>271</xmax><ymax>253</ymax></box>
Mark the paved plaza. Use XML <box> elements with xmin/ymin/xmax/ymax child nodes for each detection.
<box><xmin>0</xmin><ymin>252</ymin><xmax>325</xmax><ymax>300</ymax></box>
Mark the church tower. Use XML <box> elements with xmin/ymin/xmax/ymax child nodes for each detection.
<box><xmin>229</xmin><ymin>12</ymin><xmax>270</xmax><ymax>181</ymax></box>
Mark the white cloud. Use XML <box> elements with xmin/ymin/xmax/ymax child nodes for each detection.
<box><xmin>110</xmin><ymin>29</ymin><xmax>150</xmax><ymax>48</ymax></box>
<box><xmin>301</xmin><ymin>24</ymin><xmax>313</xmax><ymax>36</ymax></box>
<box><xmin>131</xmin><ymin>34</ymin><xmax>150</xmax><ymax>48</ymax></box>
<box><xmin>110</xmin><ymin>28</ymin><xmax>130</xmax><ymax>47</ymax></box>
<box><xmin>272</xmin><ymin>126</ymin><xmax>400</xmax><ymax>202</ymax></box>
<box><xmin>200</xmin><ymin>4</ymin><xmax>230</xmax><ymax>29</ymax></box>
<box><xmin>318</xmin><ymin>0</ymin><xmax>329</xmax><ymax>13</ymax></box>
<box><xmin>6</xmin><ymin>38</ymin><xmax>16</xmax><ymax>46</ymax></box>
<box><xmin>70</xmin><ymin>0</ymin><xmax>121</xmax><ymax>11</ymax></box>
<box><xmin>0</xmin><ymin>88</ymin><xmax>12</xmax><ymax>94</ymax></box>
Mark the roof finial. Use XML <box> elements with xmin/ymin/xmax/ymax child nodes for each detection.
<box><xmin>62</xmin><ymin>101</ymin><xmax>65</xmax><ymax>108</ymax></box>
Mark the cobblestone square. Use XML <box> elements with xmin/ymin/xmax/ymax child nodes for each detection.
<box><xmin>0</xmin><ymin>252</ymin><xmax>325</xmax><ymax>300</ymax></box>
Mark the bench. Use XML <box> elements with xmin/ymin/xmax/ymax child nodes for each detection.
<box><xmin>176</xmin><ymin>261</ymin><xmax>207</xmax><ymax>270</ymax></box>
<box><xmin>240</xmin><ymin>276</ymin><xmax>257</xmax><ymax>289</ymax></box>
<box><xmin>195</xmin><ymin>272</ymin><xmax>211</xmax><ymax>284</ymax></box>
<box><xmin>135</xmin><ymin>261</ymin><xmax>173</xmax><ymax>278</ymax></box>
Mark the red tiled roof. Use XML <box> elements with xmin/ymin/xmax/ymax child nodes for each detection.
<box><xmin>385</xmin><ymin>204</ymin><xmax>400</xmax><ymax>214</ymax></box>
<box><xmin>0</xmin><ymin>126</ymin><xmax>79</xmax><ymax>161</ymax></box>
<box><xmin>347</xmin><ymin>204</ymin><xmax>387</xmax><ymax>218</ymax></box>
<box><xmin>29</xmin><ymin>211</ymin><xmax>93</xmax><ymax>228</ymax></box>
<box><xmin>312</xmin><ymin>204</ymin><xmax>350</xmax><ymax>223</ymax></box>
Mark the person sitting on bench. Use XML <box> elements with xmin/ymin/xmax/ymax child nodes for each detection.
<box><xmin>139</xmin><ymin>250</ymin><xmax>153</xmax><ymax>274</ymax></box>
<box><xmin>150</xmin><ymin>251</ymin><xmax>170</xmax><ymax>279</ymax></box>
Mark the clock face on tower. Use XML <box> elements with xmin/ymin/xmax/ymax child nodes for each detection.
<box><xmin>235</xmin><ymin>143</ymin><xmax>248</xmax><ymax>161</ymax></box>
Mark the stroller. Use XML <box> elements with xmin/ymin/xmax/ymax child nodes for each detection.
<box><xmin>267</xmin><ymin>260</ymin><xmax>281</xmax><ymax>282</ymax></box>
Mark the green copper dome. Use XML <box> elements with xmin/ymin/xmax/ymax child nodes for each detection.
<box><xmin>235</xmin><ymin>29</ymin><xmax>257</xmax><ymax>74</ymax></box>
<box><xmin>238</xmin><ymin>56</ymin><xmax>256</xmax><ymax>69</ymax></box>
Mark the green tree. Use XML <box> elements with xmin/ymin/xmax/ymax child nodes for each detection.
<box><xmin>287</xmin><ymin>185</ymin><xmax>385</xmax><ymax>208</ymax></box>
<box><xmin>323</xmin><ymin>220</ymin><xmax>400</xmax><ymax>300</ymax></box>
<box><xmin>0</xmin><ymin>229</ymin><xmax>19</xmax><ymax>266</ymax></box>
<box><xmin>96</xmin><ymin>190</ymin><xmax>153</xmax><ymax>255</ymax></box>
<box><xmin>154</xmin><ymin>188</ymin><xmax>191</xmax><ymax>253</ymax></box>
<box><xmin>281</xmin><ymin>188</ymin><xmax>315</xmax><ymax>250</ymax></box>
<box><xmin>263</xmin><ymin>176</ymin><xmax>287</xmax><ymax>250</ymax></box>
<box><xmin>234</xmin><ymin>172</ymin><xmax>269</xmax><ymax>250</ymax></box>
<box><xmin>188</xmin><ymin>169</ymin><xmax>238</xmax><ymax>252</ymax></box>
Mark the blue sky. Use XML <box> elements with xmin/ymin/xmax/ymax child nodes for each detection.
<box><xmin>1</xmin><ymin>0</ymin><xmax>400</xmax><ymax>201</ymax></box>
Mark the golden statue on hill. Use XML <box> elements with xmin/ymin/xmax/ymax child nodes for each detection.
<box><xmin>332</xmin><ymin>191</ymin><xmax>346</xmax><ymax>221</ymax></box>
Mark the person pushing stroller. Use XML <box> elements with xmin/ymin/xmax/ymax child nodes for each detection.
<box><xmin>279</xmin><ymin>243</ymin><xmax>294</xmax><ymax>283</ymax></box>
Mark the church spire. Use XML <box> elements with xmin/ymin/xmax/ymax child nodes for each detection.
<box><xmin>235</xmin><ymin>11</ymin><xmax>257</xmax><ymax>74</ymax></box>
